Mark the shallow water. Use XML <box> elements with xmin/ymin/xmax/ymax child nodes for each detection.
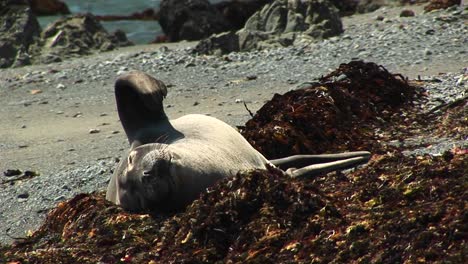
<box><xmin>37</xmin><ymin>0</ymin><xmax>225</xmax><ymax>44</ymax></box>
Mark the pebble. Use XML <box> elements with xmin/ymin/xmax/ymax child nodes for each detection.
<box><xmin>54</xmin><ymin>195</ymin><xmax>65</xmax><ymax>201</ymax></box>
<box><xmin>56</xmin><ymin>83</ymin><xmax>66</xmax><ymax>90</ymax></box>
<box><xmin>17</xmin><ymin>192</ymin><xmax>29</xmax><ymax>199</ymax></box>
<box><xmin>89</xmin><ymin>128</ymin><xmax>101</xmax><ymax>134</ymax></box>
<box><xmin>3</xmin><ymin>169</ymin><xmax>22</xmax><ymax>177</ymax></box>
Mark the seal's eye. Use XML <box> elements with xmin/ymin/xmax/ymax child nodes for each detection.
<box><xmin>141</xmin><ymin>170</ymin><xmax>152</xmax><ymax>183</ymax></box>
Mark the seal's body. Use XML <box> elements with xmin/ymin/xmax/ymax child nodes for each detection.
<box><xmin>107</xmin><ymin>114</ymin><xmax>268</xmax><ymax>212</ymax></box>
<box><xmin>106</xmin><ymin>71</ymin><xmax>370</xmax><ymax>212</ymax></box>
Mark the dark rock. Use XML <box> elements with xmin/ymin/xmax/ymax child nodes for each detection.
<box><xmin>193</xmin><ymin>31</ymin><xmax>240</xmax><ymax>55</ymax></box>
<box><xmin>356</xmin><ymin>0</ymin><xmax>389</xmax><ymax>13</ymax></box>
<box><xmin>159</xmin><ymin>0</ymin><xmax>231</xmax><ymax>42</ymax></box>
<box><xmin>30</xmin><ymin>0</ymin><xmax>70</xmax><ymax>16</ymax></box>
<box><xmin>329</xmin><ymin>0</ymin><xmax>360</xmax><ymax>16</ymax></box>
<box><xmin>24</xmin><ymin>171</ymin><xmax>40</xmax><ymax>177</ymax></box>
<box><xmin>3</xmin><ymin>169</ymin><xmax>22</xmax><ymax>177</ymax></box>
<box><xmin>400</xmin><ymin>9</ymin><xmax>416</xmax><ymax>16</ymax></box>
<box><xmin>214</xmin><ymin>0</ymin><xmax>274</xmax><ymax>30</ymax></box>
<box><xmin>0</xmin><ymin>0</ymin><xmax>41</xmax><ymax>68</ymax></box>
<box><xmin>195</xmin><ymin>0</ymin><xmax>343</xmax><ymax>55</ymax></box>
<box><xmin>17</xmin><ymin>192</ymin><xmax>29</xmax><ymax>199</ymax></box>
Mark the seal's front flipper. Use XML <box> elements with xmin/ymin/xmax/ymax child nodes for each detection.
<box><xmin>115</xmin><ymin>71</ymin><xmax>176</xmax><ymax>145</ymax></box>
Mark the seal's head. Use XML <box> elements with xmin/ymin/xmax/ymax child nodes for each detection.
<box><xmin>114</xmin><ymin>144</ymin><xmax>175</xmax><ymax>212</ymax></box>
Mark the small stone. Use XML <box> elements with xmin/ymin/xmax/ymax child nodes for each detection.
<box><xmin>193</xmin><ymin>101</ymin><xmax>200</xmax><ymax>106</ymax></box>
<box><xmin>30</xmin><ymin>89</ymin><xmax>42</xmax><ymax>95</ymax></box>
<box><xmin>111</xmin><ymin>131</ymin><xmax>120</xmax><ymax>134</ymax></box>
<box><xmin>400</xmin><ymin>10</ymin><xmax>415</xmax><ymax>17</ymax></box>
<box><xmin>18</xmin><ymin>144</ymin><xmax>28</xmax><ymax>148</ymax></box>
<box><xmin>375</xmin><ymin>15</ymin><xmax>385</xmax><ymax>21</ymax></box>
<box><xmin>4</xmin><ymin>169</ymin><xmax>22</xmax><ymax>177</ymax></box>
<box><xmin>56</xmin><ymin>83</ymin><xmax>66</xmax><ymax>90</ymax></box>
<box><xmin>100</xmin><ymin>113</ymin><xmax>108</xmax><ymax>117</ymax></box>
<box><xmin>24</xmin><ymin>171</ymin><xmax>39</xmax><ymax>177</ymax></box>
<box><xmin>73</xmin><ymin>112</ymin><xmax>83</xmax><ymax>118</ymax></box>
<box><xmin>246</xmin><ymin>75</ymin><xmax>257</xmax><ymax>80</ymax></box>
<box><xmin>425</xmin><ymin>29</ymin><xmax>435</xmax><ymax>35</ymax></box>
<box><xmin>21</xmin><ymin>124</ymin><xmax>27</xmax><ymax>129</ymax></box>
<box><xmin>235</xmin><ymin>99</ymin><xmax>243</xmax><ymax>103</ymax></box>
<box><xmin>54</xmin><ymin>195</ymin><xmax>65</xmax><ymax>201</ymax></box>
<box><xmin>17</xmin><ymin>192</ymin><xmax>29</xmax><ymax>199</ymax></box>
<box><xmin>89</xmin><ymin>128</ymin><xmax>101</xmax><ymax>134</ymax></box>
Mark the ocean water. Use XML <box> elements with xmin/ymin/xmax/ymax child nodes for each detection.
<box><xmin>37</xmin><ymin>0</ymin><xmax>226</xmax><ymax>44</ymax></box>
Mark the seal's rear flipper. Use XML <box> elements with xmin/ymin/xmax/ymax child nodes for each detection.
<box><xmin>115</xmin><ymin>71</ymin><xmax>169</xmax><ymax>144</ymax></box>
<box><xmin>270</xmin><ymin>151</ymin><xmax>371</xmax><ymax>178</ymax></box>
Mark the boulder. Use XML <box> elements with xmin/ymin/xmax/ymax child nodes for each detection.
<box><xmin>214</xmin><ymin>0</ymin><xmax>274</xmax><ymax>30</ymax></box>
<box><xmin>194</xmin><ymin>0</ymin><xmax>343</xmax><ymax>55</ymax></box>
<box><xmin>328</xmin><ymin>0</ymin><xmax>360</xmax><ymax>16</ymax></box>
<box><xmin>30</xmin><ymin>0</ymin><xmax>70</xmax><ymax>16</ymax></box>
<box><xmin>0</xmin><ymin>0</ymin><xmax>42</xmax><ymax>68</ymax></box>
<box><xmin>0</xmin><ymin>2</ymin><xmax>133</xmax><ymax>68</ymax></box>
<box><xmin>159</xmin><ymin>0</ymin><xmax>231</xmax><ymax>42</ymax></box>
<box><xmin>35</xmin><ymin>13</ymin><xmax>133</xmax><ymax>64</ymax></box>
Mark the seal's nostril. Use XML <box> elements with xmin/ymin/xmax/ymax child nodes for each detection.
<box><xmin>143</xmin><ymin>170</ymin><xmax>151</xmax><ymax>176</ymax></box>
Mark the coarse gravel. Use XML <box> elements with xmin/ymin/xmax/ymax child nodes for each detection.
<box><xmin>0</xmin><ymin>4</ymin><xmax>466</xmax><ymax>245</ymax></box>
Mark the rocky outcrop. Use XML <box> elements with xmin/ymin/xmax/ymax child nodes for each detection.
<box><xmin>194</xmin><ymin>0</ymin><xmax>343</xmax><ymax>55</ymax></box>
<box><xmin>35</xmin><ymin>14</ymin><xmax>133</xmax><ymax>64</ymax></box>
<box><xmin>0</xmin><ymin>0</ymin><xmax>42</xmax><ymax>68</ymax></box>
<box><xmin>30</xmin><ymin>0</ymin><xmax>70</xmax><ymax>16</ymax></box>
<box><xmin>159</xmin><ymin>0</ymin><xmax>231</xmax><ymax>42</ymax></box>
<box><xmin>0</xmin><ymin>0</ymin><xmax>133</xmax><ymax>68</ymax></box>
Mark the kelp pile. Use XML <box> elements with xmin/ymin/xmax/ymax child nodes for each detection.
<box><xmin>1</xmin><ymin>61</ymin><xmax>466</xmax><ymax>263</ymax></box>
<box><xmin>424</xmin><ymin>0</ymin><xmax>461</xmax><ymax>12</ymax></box>
<box><xmin>240</xmin><ymin>61</ymin><xmax>425</xmax><ymax>159</ymax></box>
<box><xmin>1</xmin><ymin>153</ymin><xmax>466</xmax><ymax>263</ymax></box>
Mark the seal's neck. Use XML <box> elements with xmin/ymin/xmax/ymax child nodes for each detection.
<box><xmin>130</xmin><ymin>120</ymin><xmax>184</xmax><ymax>149</ymax></box>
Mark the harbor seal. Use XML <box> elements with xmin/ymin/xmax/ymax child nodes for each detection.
<box><xmin>106</xmin><ymin>71</ymin><xmax>370</xmax><ymax>212</ymax></box>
